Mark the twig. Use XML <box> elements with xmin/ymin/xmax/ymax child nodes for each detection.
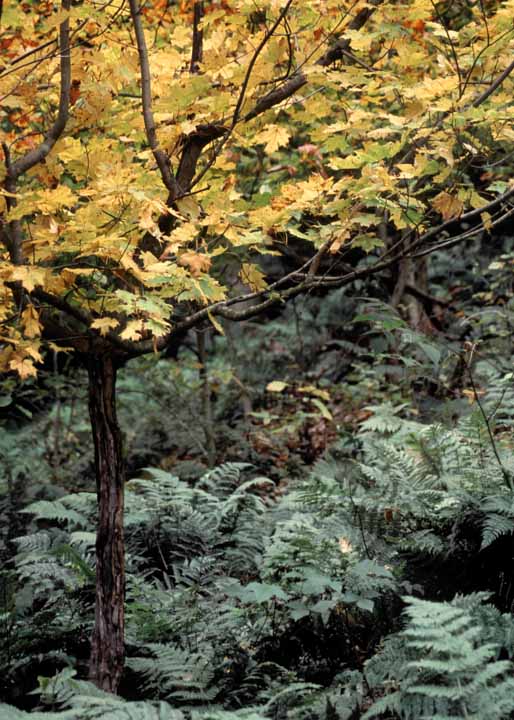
<box><xmin>472</xmin><ymin>56</ymin><xmax>514</xmax><ymax>107</ymax></box>
<box><xmin>243</xmin><ymin>0</ymin><xmax>384</xmax><ymax>123</ymax></box>
<box><xmin>461</xmin><ymin>345</ymin><xmax>511</xmax><ymax>489</ymax></box>
<box><xmin>411</xmin><ymin>201</ymin><xmax>514</xmax><ymax>258</ymax></box>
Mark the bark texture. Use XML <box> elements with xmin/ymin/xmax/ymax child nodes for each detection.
<box><xmin>87</xmin><ymin>353</ymin><xmax>125</xmax><ymax>693</ymax></box>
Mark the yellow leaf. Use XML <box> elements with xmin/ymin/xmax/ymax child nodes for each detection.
<box><xmin>10</xmin><ymin>267</ymin><xmax>46</xmax><ymax>292</ymax></box>
<box><xmin>60</xmin><ymin>267</ymin><xmax>97</xmax><ymax>287</ymax></box>
<box><xmin>9</xmin><ymin>355</ymin><xmax>37</xmax><ymax>379</ymax></box>
<box><xmin>21</xmin><ymin>305</ymin><xmax>42</xmax><ymax>339</ymax></box>
<box><xmin>255</xmin><ymin>124</ymin><xmax>290</xmax><ymax>154</ymax></box>
<box><xmin>120</xmin><ymin>320</ymin><xmax>144</xmax><ymax>341</ymax></box>
<box><xmin>266</xmin><ymin>380</ymin><xmax>287</xmax><ymax>393</ymax></box>
<box><xmin>34</xmin><ymin>185</ymin><xmax>76</xmax><ymax>214</ymax></box>
<box><xmin>138</xmin><ymin>204</ymin><xmax>159</xmax><ymax>233</ymax></box>
<box><xmin>310</xmin><ymin>397</ymin><xmax>333</xmax><ymax>420</ymax></box>
<box><xmin>43</xmin><ymin>8</ymin><xmax>70</xmax><ymax>29</ymax></box>
<box><xmin>91</xmin><ymin>317</ymin><xmax>120</xmax><ymax>336</ymax></box>
<box><xmin>168</xmin><ymin>221</ymin><xmax>198</xmax><ymax>245</ymax></box>
<box><xmin>329</xmin><ymin>228</ymin><xmax>350</xmax><ymax>253</ymax></box>
<box><xmin>239</xmin><ymin>263</ymin><xmax>267</xmax><ymax>292</ymax></box>
<box><xmin>207</xmin><ymin>310</ymin><xmax>225</xmax><ymax>335</ymax></box>
<box><xmin>481</xmin><ymin>211</ymin><xmax>493</xmax><ymax>233</ymax></box>
<box><xmin>179</xmin><ymin>251</ymin><xmax>211</xmax><ymax>277</ymax></box>
<box><xmin>432</xmin><ymin>191</ymin><xmax>463</xmax><ymax>221</ymax></box>
<box><xmin>299</xmin><ymin>385</ymin><xmax>330</xmax><ymax>401</ymax></box>
<box><xmin>56</xmin><ymin>137</ymin><xmax>84</xmax><ymax>163</ymax></box>
<box><xmin>47</xmin><ymin>342</ymin><xmax>73</xmax><ymax>354</ymax></box>
<box><xmin>25</xmin><ymin>344</ymin><xmax>43</xmax><ymax>363</ymax></box>
<box><xmin>462</xmin><ymin>388</ymin><xmax>485</xmax><ymax>403</ymax></box>
<box><xmin>176</xmin><ymin>195</ymin><xmax>201</xmax><ymax>219</ymax></box>
<box><xmin>145</xmin><ymin>316</ymin><xmax>171</xmax><ymax>338</ymax></box>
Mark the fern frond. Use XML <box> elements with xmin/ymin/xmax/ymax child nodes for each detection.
<box><xmin>364</xmin><ymin>595</ymin><xmax>514</xmax><ymax>720</ymax></box>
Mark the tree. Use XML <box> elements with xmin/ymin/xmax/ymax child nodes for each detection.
<box><xmin>1</xmin><ymin>0</ymin><xmax>513</xmax><ymax>694</ymax></box>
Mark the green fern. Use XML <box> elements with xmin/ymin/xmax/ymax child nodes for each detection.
<box><xmin>480</xmin><ymin>493</ymin><xmax>514</xmax><ymax>548</ymax></box>
<box><xmin>364</xmin><ymin>595</ymin><xmax>514</xmax><ymax>719</ymax></box>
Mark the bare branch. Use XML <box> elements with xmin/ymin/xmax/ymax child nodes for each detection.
<box><xmin>190</xmin><ymin>1</ymin><xmax>204</xmax><ymax>74</ymax></box>
<box><xmin>129</xmin><ymin>0</ymin><xmax>178</xmax><ymax>195</ymax></box>
<box><xmin>472</xmin><ymin>56</ymin><xmax>514</xmax><ymax>107</ymax></box>
<box><xmin>411</xmin><ymin>202</ymin><xmax>514</xmax><ymax>258</ymax></box>
<box><xmin>409</xmin><ymin>185</ymin><xmax>514</xmax><ymax>252</ymax></box>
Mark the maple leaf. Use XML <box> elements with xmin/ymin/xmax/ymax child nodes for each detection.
<box><xmin>145</xmin><ymin>316</ymin><xmax>171</xmax><ymax>338</ymax></box>
<box><xmin>329</xmin><ymin>228</ymin><xmax>350</xmax><ymax>253</ymax></box>
<box><xmin>207</xmin><ymin>310</ymin><xmax>225</xmax><ymax>335</ymax></box>
<box><xmin>21</xmin><ymin>305</ymin><xmax>42</xmax><ymax>339</ymax></box>
<box><xmin>9</xmin><ymin>355</ymin><xmax>37</xmax><ymax>379</ymax></box>
<box><xmin>267</xmin><ymin>380</ymin><xmax>287</xmax><ymax>392</ymax></box>
<box><xmin>176</xmin><ymin>195</ymin><xmax>201</xmax><ymax>219</ymax></box>
<box><xmin>120</xmin><ymin>320</ymin><xmax>144</xmax><ymax>341</ymax></box>
<box><xmin>179</xmin><ymin>251</ymin><xmax>212</xmax><ymax>277</ymax></box>
<box><xmin>91</xmin><ymin>317</ymin><xmax>120</xmax><ymax>336</ymax></box>
<box><xmin>255</xmin><ymin>124</ymin><xmax>291</xmax><ymax>154</ymax></box>
<box><xmin>432</xmin><ymin>191</ymin><xmax>464</xmax><ymax>221</ymax></box>
<box><xmin>10</xmin><ymin>267</ymin><xmax>47</xmax><ymax>292</ymax></box>
<box><xmin>239</xmin><ymin>263</ymin><xmax>267</xmax><ymax>292</ymax></box>
<box><xmin>34</xmin><ymin>185</ymin><xmax>77</xmax><ymax>214</ymax></box>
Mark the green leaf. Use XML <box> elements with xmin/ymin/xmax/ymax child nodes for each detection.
<box><xmin>310</xmin><ymin>397</ymin><xmax>333</xmax><ymax>420</ymax></box>
<box><xmin>245</xmin><ymin>582</ymin><xmax>289</xmax><ymax>603</ymax></box>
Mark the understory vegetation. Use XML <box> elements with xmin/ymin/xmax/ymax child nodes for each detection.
<box><xmin>4</xmin><ymin>241</ymin><xmax>514</xmax><ymax>719</ymax></box>
<box><xmin>2</xmin><ymin>0</ymin><xmax>514</xmax><ymax>716</ymax></box>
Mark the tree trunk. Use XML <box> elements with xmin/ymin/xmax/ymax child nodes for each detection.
<box><xmin>87</xmin><ymin>353</ymin><xmax>125</xmax><ymax>693</ymax></box>
<box><xmin>392</xmin><ymin>255</ymin><xmax>435</xmax><ymax>333</ymax></box>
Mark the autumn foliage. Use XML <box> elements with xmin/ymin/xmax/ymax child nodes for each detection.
<box><xmin>0</xmin><ymin>0</ymin><xmax>512</xmax><ymax>377</ymax></box>
<box><xmin>1</xmin><ymin>0</ymin><xmax>513</xmax><ymax>694</ymax></box>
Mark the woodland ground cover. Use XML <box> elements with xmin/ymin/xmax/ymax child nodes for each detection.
<box><xmin>4</xmin><ymin>249</ymin><xmax>514</xmax><ymax>718</ymax></box>
<box><xmin>1</xmin><ymin>0</ymin><xmax>514</xmax><ymax>717</ymax></box>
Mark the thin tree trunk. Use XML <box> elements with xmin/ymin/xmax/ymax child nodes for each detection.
<box><xmin>87</xmin><ymin>353</ymin><xmax>125</xmax><ymax>693</ymax></box>
<box><xmin>391</xmin><ymin>252</ymin><xmax>433</xmax><ymax>332</ymax></box>
<box><xmin>197</xmin><ymin>330</ymin><xmax>216</xmax><ymax>467</ymax></box>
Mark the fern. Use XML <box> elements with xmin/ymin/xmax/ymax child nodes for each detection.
<box><xmin>127</xmin><ymin>646</ymin><xmax>218</xmax><ymax>702</ymax></box>
<box><xmin>480</xmin><ymin>493</ymin><xmax>514</xmax><ymax>548</ymax></box>
<box><xmin>364</xmin><ymin>595</ymin><xmax>514</xmax><ymax>719</ymax></box>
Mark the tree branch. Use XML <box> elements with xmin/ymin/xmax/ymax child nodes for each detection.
<box><xmin>7</xmin><ymin>0</ymin><xmax>71</xmax><ymax>180</ymax></box>
<box><xmin>244</xmin><ymin>0</ymin><xmax>383</xmax><ymax>122</ymax></box>
<box><xmin>411</xmin><ymin>201</ymin><xmax>514</xmax><ymax>258</ymax></box>
<box><xmin>190</xmin><ymin>1</ymin><xmax>204</xmax><ymax>74</ymax></box>
<box><xmin>408</xmin><ymin>185</ymin><xmax>514</xmax><ymax>254</ymax></box>
<box><xmin>129</xmin><ymin>0</ymin><xmax>178</xmax><ymax>195</ymax></box>
<box><xmin>186</xmin><ymin>0</ymin><xmax>294</xmax><ymax>194</ymax></box>
<box><xmin>145</xmin><ymin>0</ymin><xmax>383</xmax><ymax>244</ymax></box>
<box><xmin>232</xmin><ymin>0</ymin><xmax>294</xmax><ymax>128</ymax></box>
<box><xmin>471</xmin><ymin>56</ymin><xmax>514</xmax><ymax>108</ymax></box>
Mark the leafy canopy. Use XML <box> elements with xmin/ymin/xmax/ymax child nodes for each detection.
<box><xmin>1</xmin><ymin>0</ymin><xmax>513</xmax><ymax>376</ymax></box>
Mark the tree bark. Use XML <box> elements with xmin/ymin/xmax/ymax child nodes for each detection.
<box><xmin>389</xmin><ymin>231</ymin><xmax>434</xmax><ymax>333</ymax></box>
<box><xmin>87</xmin><ymin>353</ymin><xmax>125</xmax><ymax>693</ymax></box>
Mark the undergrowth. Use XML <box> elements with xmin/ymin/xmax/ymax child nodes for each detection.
<box><xmin>3</xmin><ymin>403</ymin><xmax>514</xmax><ymax>718</ymax></box>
